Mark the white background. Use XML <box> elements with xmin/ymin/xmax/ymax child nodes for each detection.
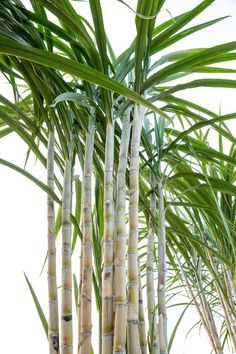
<box><xmin>0</xmin><ymin>0</ymin><xmax>236</xmax><ymax>353</ymax></box>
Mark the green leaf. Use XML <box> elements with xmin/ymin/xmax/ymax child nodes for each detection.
<box><xmin>157</xmin><ymin>79</ymin><xmax>236</xmax><ymax>98</ymax></box>
<box><xmin>134</xmin><ymin>0</ymin><xmax>156</xmax><ymax>92</ymax></box>
<box><xmin>0</xmin><ymin>126</ymin><xmax>12</xmax><ymax>138</ymax></box>
<box><xmin>55</xmin><ymin>206</ymin><xmax>62</xmax><ymax>235</ymax></box>
<box><xmin>149</xmin><ymin>48</ymin><xmax>204</xmax><ymax>72</ymax></box>
<box><xmin>0</xmin><ymin>158</ymin><xmax>61</xmax><ymax>204</ymax></box>
<box><xmin>89</xmin><ymin>0</ymin><xmax>108</xmax><ymax>73</ymax></box>
<box><xmin>24</xmin><ymin>273</ymin><xmax>48</xmax><ymax>337</ymax></box>
<box><xmin>168</xmin><ymin>301</ymin><xmax>193</xmax><ymax>352</ymax></box>
<box><xmin>150</xmin><ymin>0</ymin><xmax>215</xmax><ymax>54</ymax></box>
<box><xmin>168</xmin><ymin>172</ymin><xmax>236</xmax><ymax>197</ymax></box>
<box><xmin>151</xmin><ymin>16</ymin><xmax>229</xmax><ymax>54</ymax></box>
<box><xmin>72</xmin><ymin>176</ymin><xmax>82</xmax><ymax>252</ymax></box>
<box><xmin>73</xmin><ymin>274</ymin><xmax>79</xmax><ymax>311</ymax></box>
<box><xmin>143</xmin><ymin>41</ymin><xmax>236</xmax><ymax>90</ymax></box>
<box><xmin>165</xmin><ymin>113</ymin><xmax>236</xmax><ymax>154</ymax></box>
<box><xmin>51</xmin><ymin>92</ymin><xmax>91</xmax><ymax>109</ymax></box>
<box><xmin>89</xmin><ymin>0</ymin><xmax>112</xmax><ymax>121</ymax></box>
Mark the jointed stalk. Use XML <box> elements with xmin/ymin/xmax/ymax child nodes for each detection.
<box><xmin>47</xmin><ymin>129</ymin><xmax>60</xmax><ymax>354</ymax></box>
<box><xmin>158</xmin><ymin>182</ymin><xmax>168</xmax><ymax>354</ymax></box>
<box><xmin>113</xmin><ymin>112</ymin><xmax>131</xmax><ymax>354</ymax></box>
<box><xmin>138</xmin><ymin>260</ymin><xmax>147</xmax><ymax>354</ymax></box>
<box><xmin>146</xmin><ymin>173</ymin><xmax>158</xmax><ymax>354</ymax></box>
<box><xmin>127</xmin><ymin>104</ymin><xmax>145</xmax><ymax>354</ymax></box>
<box><xmin>61</xmin><ymin>145</ymin><xmax>73</xmax><ymax>354</ymax></box>
<box><xmin>79</xmin><ymin>115</ymin><xmax>95</xmax><ymax>354</ymax></box>
<box><xmin>102</xmin><ymin>122</ymin><xmax>115</xmax><ymax>354</ymax></box>
<box><xmin>78</xmin><ymin>237</ymin><xmax>83</xmax><ymax>349</ymax></box>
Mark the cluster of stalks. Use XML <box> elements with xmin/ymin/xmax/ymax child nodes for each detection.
<box><xmin>44</xmin><ymin>103</ymin><xmax>168</xmax><ymax>354</ymax></box>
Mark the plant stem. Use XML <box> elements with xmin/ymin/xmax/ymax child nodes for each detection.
<box><xmin>61</xmin><ymin>145</ymin><xmax>73</xmax><ymax>354</ymax></box>
<box><xmin>146</xmin><ymin>173</ymin><xmax>158</xmax><ymax>354</ymax></box>
<box><xmin>127</xmin><ymin>104</ymin><xmax>145</xmax><ymax>354</ymax></box>
<box><xmin>113</xmin><ymin>111</ymin><xmax>131</xmax><ymax>354</ymax></box>
<box><xmin>158</xmin><ymin>181</ymin><xmax>168</xmax><ymax>354</ymax></box>
<box><xmin>78</xmin><ymin>238</ymin><xmax>83</xmax><ymax>350</ymax></box>
<box><xmin>139</xmin><ymin>260</ymin><xmax>147</xmax><ymax>354</ymax></box>
<box><xmin>102</xmin><ymin>121</ymin><xmax>115</xmax><ymax>354</ymax></box>
<box><xmin>79</xmin><ymin>115</ymin><xmax>95</xmax><ymax>354</ymax></box>
<box><xmin>47</xmin><ymin>129</ymin><xmax>60</xmax><ymax>354</ymax></box>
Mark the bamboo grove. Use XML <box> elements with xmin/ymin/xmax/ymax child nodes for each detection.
<box><xmin>0</xmin><ymin>0</ymin><xmax>236</xmax><ymax>353</ymax></box>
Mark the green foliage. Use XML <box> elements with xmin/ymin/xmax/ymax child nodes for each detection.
<box><xmin>24</xmin><ymin>273</ymin><xmax>48</xmax><ymax>337</ymax></box>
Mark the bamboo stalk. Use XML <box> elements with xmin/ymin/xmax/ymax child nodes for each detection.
<box><xmin>158</xmin><ymin>182</ymin><xmax>168</xmax><ymax>354</ymax></box>
<box><xmin>138</xmin><ymin>260</ymin><xmax>147</xmax><ymax>354</ymax></box>
<box><xmin>127</xmin><ymin>104</ymin><xmax>145</xmax><ymax>354</ymax></box>
<box><xmin>113</xmin><ymin>111</ymin><xmax>131</xmax><ymax>354</ymax></box>
<box><xmin>61</xmin><ymin>145</ymin><xmax>73</xmax><ymax>354</ymax></box>
<box><xmin>47</xmin><ymin>129</ymin><xmax>60</xmax><ymax>354</ymax></box>
<box><xmin>102</xmin><ymin>122</ymin><xmax>115</xmax><ymax>354</ymax></box>
<box><xmin>79</xmin><ymin>115</ymin><xmax>95</xmax><ymax>354</ymax></box>
<box><xmin>146</xmin><ymin>173</ymin><xmax>158</xmax><ymax>354</ymax></box>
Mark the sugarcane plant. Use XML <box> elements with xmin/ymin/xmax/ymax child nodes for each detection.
<box><xmin>1</xmin><ymin>0</ymin><xmax>236</xmax><ymax>354</ymax></box>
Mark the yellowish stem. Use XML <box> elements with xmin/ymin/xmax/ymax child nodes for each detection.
<box><xmin>61</xmin><ymin>146</ymin><xmax>73</xmax><ymax>354</ymax></box>
<box><xmin>47</xmin><ymin>129</ymin><xmax>60</xmax><ymax>354</ymax></box>
<box><xmin>102</xmin><ymin>122</ymin><xmax>115</xmax><ymax>354</ymax></box>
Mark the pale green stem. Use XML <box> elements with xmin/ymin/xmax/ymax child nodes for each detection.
<box><xmin>158</xmin><ymin>182</ymin><xmax>168</xmax><ymax>354</ymax></box>
<box><xmin>79</xmin><ymin>115</ymin><xmax>95</xmax><ymax>354</ymax></box>
<box><xmin>146</xmin><ymin>173</ymin><xmax>158</xmax><ymax>354</ymax></box>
